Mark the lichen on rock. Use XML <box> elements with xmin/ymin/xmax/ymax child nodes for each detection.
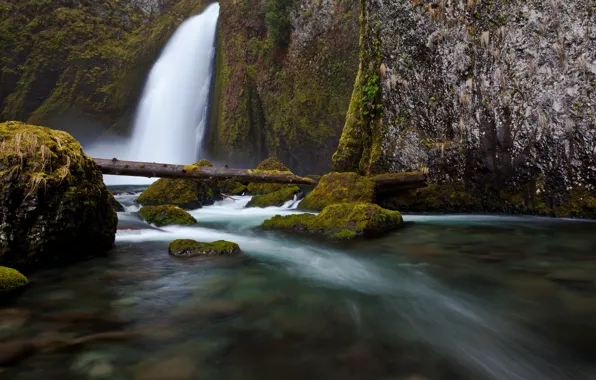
<box><xmin>246</xmin><ymin>185</ymin><xmax>300</xmax><ymax>208</ymax></box>
<box><xmin>299</xmin><ymin>172</ymin><xmax>375</xmax><ymax>211</ymax></box>
<box><xmin>168</xmin><ymin>239</ymin><xmax>241</xmax><ymax>257</ymax></box>
<box><xmin>0</xmin><ymin>121</ymin><xmax>117</xmax><ymax>269</ymax></box>
<box><xmin>0</xmin><ymin>267</ymin><xmax>29</xmax><ymax>294</ymax></box>
<box><xmin>262</xmin><ymin>202</ymin><xmax>402</xmax><ymax>239</ymax></box>
<box><xmin>138</xmin><ymin>205</ymin><xmax>196</xmax><ymax>227</ymax></box>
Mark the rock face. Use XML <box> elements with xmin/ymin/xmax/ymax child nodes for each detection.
<box><xmin>332</xmin><ymin>0</ymin><xmax>596</xmax><ymax>217</ymax></box>
<box><xmin>136</xmin><ymin>159</ymin><xmax>222</xmax><ymax>209</ymax></box>
<box><xmin>138</xmin><ymin>206</ymin><xmax>196</xmax><ymax>226</ymax></box>
<box><xmin>168</xmin><ymin>239</ymin><xmax>241</xmax><ymax>257</ymax></box>
<box><xmin>0</xmin><ymin>0</ymin><xmax>210</xmax><ymax>133</ymax></box>
<box><xmin>262</xmin><ymin>202</ymin><xmax>402</xmax><ymax>239</ymax></box>
<box><xmin>205</xmin><ymin>0</ymin><xmax>360</xmax><ymax>174</ymax></box>
<box><xmin>0</xmin><ymin>122</ymin><xmax>117</xmax><ymax>269</ymax></box>
<box><xmin>300</xmin><ymin>172</ymin><xmax>375</xmax><ymax>211</ymax></box>
<box><xmin>0</xmin><ymin>267</ymin><xmax>29</xmax><ymax>294</ymax></box>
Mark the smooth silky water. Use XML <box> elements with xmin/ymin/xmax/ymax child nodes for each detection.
<box><xmin>3</xmin><ymin>189</ymin><xmax>596</xmax><ymax>380</ymax></box>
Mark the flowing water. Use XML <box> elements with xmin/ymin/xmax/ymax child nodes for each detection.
<box><xmin>85</xmin><ymin>4</ymin><xmax>220</xmax><ymax>186</ymax></box>
<box><xmin>3</xmin><ymin>191</ymin><xmax>596</xmax><ymax>380</ymax></box>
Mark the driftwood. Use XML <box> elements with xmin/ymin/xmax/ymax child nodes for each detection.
<box><xmin>221</xmin><ymin>193</ymin><xmax>237</xmax><ymax>201</ymax></box>
<box><xmin>93</xmin><ymin>158</ymin><xmax>315</xmax><ymax>185</ymax></box>
<box><xmin>369</xmin><ymin>172</ymin><xmax>427</xmax><ymax>194</ymax></box>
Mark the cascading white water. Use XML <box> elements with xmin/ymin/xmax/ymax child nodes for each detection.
<box><xmin>90</xmin><ymin>4</ymin><xmax>220</xmax><ymax>185</ymax></box>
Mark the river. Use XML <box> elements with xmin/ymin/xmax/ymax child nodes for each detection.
<box><xmin>3</xmin><ymin>189</ymin><xmax>596</xmax><ymax>379</ymax></box>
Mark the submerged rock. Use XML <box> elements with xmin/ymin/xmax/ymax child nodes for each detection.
<box><xmin>0</xmin><ymin>267</ymin><xmax>29</xmax><ymax>294</ymax></box>
<box><xmin>247</xmin><ymin>158</ymin><xmax>295</xmax><ymax>195</ymax></box>
<box><xmin>262</xmin><ymin>202</ymin><xmax>402</xmax><ymax>240</ymax></box>
<box><xmin>168</xmin><ymin>239</ymin><xmax>241</xmax><ymax>257</ymax></box>
<box><xmin>138</xmin><ymin>206</ymin><xmax>196</xmax><ymax>227</ymax></box>
<box><xmin>299</xmin><ymin>172</ymin><xmax>375</xmax><ymax>211</ymax></box>
<box><xmin>0</xmin><ymin>122</ymin><xmax>117</xmax><ymax>269</ymax></box>
<box><xmin>136</xmin><ymin>159</ymin><xmax>221</xmax><ymax>209</ymax></box>
<box><xmin>246</xmin><ymin>185</ymin><xmax>300</xmax><ymax>208</ymax></box>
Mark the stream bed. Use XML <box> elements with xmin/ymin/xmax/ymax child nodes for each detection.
<box><xmin>2</xmin><ymin>190</ymin><xmax>596</xmax><ymax>379</ymax></box>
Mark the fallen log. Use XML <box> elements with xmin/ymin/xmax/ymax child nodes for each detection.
<box><xmin>93</xmin><ymin>158</ymin><xmax>316</xmax><ymax>185</ymax></box>
<box><xmin>369</xmin><ymin>172</ymin><xmax>427</xmax><ymax>194</ymax></box>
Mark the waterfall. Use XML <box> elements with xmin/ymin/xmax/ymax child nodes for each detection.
<box><xmin>92</xmin><ymin>3</ymin><xmax>220</xmax><ymax>185</ymax></box>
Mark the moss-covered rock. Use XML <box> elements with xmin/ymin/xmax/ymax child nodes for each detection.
<box><xmin>229</xmin><ymin>185</ymin><xmax>248</xmax><ymax>195</ymax></box>
<box><xmin>262</xmin><ymin>202</ymin><xmax>402</xmax><ymax>240</ymax></box>
<box><xmin>247</xmin><ymin>158</ymin><xmax>295</xmax><ymax>195</ymax></box>
<box><xmin>0</xmin><ymin>267</ymin><xmax>29</xmax><ymax>293</ymax></box>
<box><xmin>246</xmin><ymin>185</ymin><xmax>300</xmax><ymax>208</ymax></box>
<box><xmin>136</xmin><ymin>159</ymin><xmax>221</xmax><ymax>209</ymax></box>
<box><xmin>168</xmin><ymin>239</ymin><xmax>241</xmax><ymax>257</ymax></box>
<box><xmin>299</xmin><ymin>172</ymin><xmax>375</xmax><ymax>211</ymax></box>
<box><xmin>108</xmin><ymin>193</ymin><xmax>125</xmax><ymax>212</ymax></box>
<box><xmin>138</xmin><ymin>205</ymin><xmax>196</xmax><ymax>227</ymax></box>
<box><xmin>0</xmin><ymin>122</ymin><xmax>117</xmax><ymax>269</ymax></box>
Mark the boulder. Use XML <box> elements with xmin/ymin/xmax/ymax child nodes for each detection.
<box><xmin>247</xmin><ymin>157</ymin><xmax>294</xmax><ymax>195</ymax></box>
<box><xmin>299</xmin><ymin>172</ymin><xmax>375</xmax><ymax>211</ymax></box>
<box><xmin>138</xmin><ymin>206</ymin><xmax>197</xmax><ymax>227</ymax></box>
<box><xmin>108</xmin><ymin>193</ymin><xmax>125</xmax><ymax>212</ymax></box>
<box><xmin>135</xmin><ymin>159</ymin><xmax>221</xmax><ymax>209</ymax></box>
<box><xmin>0</xmin><ymin>122</ymin><xmax>117</xmax><ymax>269</ymax></box>
<box><xmin>0</xmin><ymin>267</ymin><xmax>29</xmax><ymax>294</ymax></box>
<box><xmin>168</xmin><ymin>239</ymin><xmax>241</xmax><ymax>257</ymax></box>
<box><xmin>246</xmin><ymin>185</ymin><xmax>300</xmax><ymax>208</ymax></box>
<box><xmin>262</xmin><ymin>202</ymin><xmax>402</xmax><ymax>240</ymax></box>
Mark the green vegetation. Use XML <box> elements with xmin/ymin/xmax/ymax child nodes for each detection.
<box><xmin>247</xmin><ymin>157</ymin><xmax>295</xmax><ymax>195</ymax></box>
<box><xmin>136</xmin><ymin>178</ymin><xmax>203</xmax><ymax>209</ymax></box>
<box><xmin>264</xmin><ymin>0</ymin><xmax>293</xmax><ymax>50</ymax></box>
<box><xmin>0</xmin><ymin>0</ymin><xmax>209</xmax><ymax>129</ymax></box>
<box><xmin>300</xmin><ymin>172</ymin><xmax>375</xmax><ymax>210</ymax></box>
<box><xmin>246</xmin><ymin>185</ymin><xmax>300</xmax><ymax>207</ymax></box>
<box><xmin>168</xmin><ymin>239</ymin><xmax>241</xmax><ymax>257</ymax></box>
<box><xmin>262</xmin><ymin>202</ymin><xmax>402</xmax><ymax>240</ymax></box>
<box><xmin>138</xmin><ymin>205</ymin><xmax>197</xmax><ymax>226</ymax></box>
<box><xmin>0</xmin><ymin>266</ymin><xmax>29</xmax><ymax>293</ymax></box>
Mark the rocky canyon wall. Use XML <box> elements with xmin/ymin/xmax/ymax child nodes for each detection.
<box><xmin>333</xmin><ymin>0</ymin><xmax>596</xmax><ymax>217</ymax></box>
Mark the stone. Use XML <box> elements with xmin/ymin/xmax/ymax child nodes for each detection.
<box><xmin>0</xmin><ymin>122</ymin><xmax>117</xmax><ymax>269</ymax></box>
<box><xmin>0</xmin><ymin>340</ymin><xmax>34</xmax><ymax>365</ymax></box>
<box><xmin>133</xmin><ymin>356</ymin><xmax>198</xmax><ymax>380</ymax></box>
<box><xmin>546</xmin><ymin>270</ymin><xmax>594</xmax><ymax>284</ymax></box>
<box><xmin>136</xmin><ymin>159</ymin><xmax>221</xmax><ymax>209</ymax></box>
<box><xmin>138</xmin><ymin>205</ymin><xmax>196</xmax><ymax>227</ymax></box>
<box><xmin>299</xmin><ymin>172</ymin><xmax>375</xmax><ymax>211</ymax></box>
<box><xmin>247</xmin><ymin>158</ymin><xmax>294</xmax><ymax>195</ymax></box>
<box><xmin>262</xmin><ymin>202</ymin><xmax>402</xmax><ymax>239</ymax></box>
<box><xmin>108</xmin><ymin>193</ymin><xmax>124</xmax><ymax>212</ymax></box>
<box><xmin>168</xmin><ymin>239</ymin><xmax>241</xmax><ymax>257</ymax></box>
<box><xmin>0</xmin><ymin>267</ymin><xmax>28</xmax><ymax>294</ymax></box>
<box><xmin>246</xmin><ymin>185</ymin><xmax>300</xmax><ymax>208</ymax></box>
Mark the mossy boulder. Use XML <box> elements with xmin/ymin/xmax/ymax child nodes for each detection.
<box><xmin>0</xmin><ymin>122</ymin><xmax>117</xmax><ymax>269</ymax></box>
<box><xmin>299</xmin><ymin>172</ymin><xmax>375</xmax><ymax>211</ymax></box>
<box><xmin>168</xmin><ymin>239</ymin><xmax>241</xmax><ymax>257</ymax></box>
<box><xmin>230</xmin><ymin>185</ymin><xmax>248</xmax><ymax>196</ymax></box>
<box><xmin>262</xmin><ymin>202</ymin><xmax>402</xmax><ymax>240</ymax></box>
<box><xmin>138</xmin><ymin>205</ymin><xmax>196</xmax><ymax>227</ymax></box>
<box><xmin>136</xmin><ymin>159</ymin><xmax>221</xmax><ymax>209</ymax></box>
<box><xmin>0</xmin><ymin>267</ymin><xmax>29</xmax><ymax>294</ymax></box>
<box><xmin>108</xmin><ymin>193</ymin><xmax>125</xmax><ymax>212</ymax></box>
<box><xmin>246</xmin><ymin>185</ymin><xmax>300</xmax><ymax>208</ymax></box>
<box><xmin>246</xmin><ymin>158</ymin><xmax>294</xmax><ymax>195</ymax></box>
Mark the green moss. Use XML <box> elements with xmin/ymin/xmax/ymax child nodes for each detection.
<box><xmin>246</xmin><ymin>185</ymin><xmax>300</xmax><ymax>207</ymax></box>
<box><xmin>168</xmin><ymin>239</ymin><xmax>241</xmax><ymax>257</ymax></box>
<box><xmin>0</xmin><ymin>266</ymin><xmax>29</xmax><ymax>293</ymax></box>
<box><xmin>136</xmin><ymin>178</ymin><xmax>202</xmax><ymax>209</ymax></box>
<box><xmin>230</xmin><ymin>185</ymin><xmax>248</xmax><ymax>195</ymax></box>
<box><xmin>262</xmin><ymin>202</ymin><xmax>402</xmax><ymax>239</ymax></box>
<box><xmin>554</xmin><ymin>187</ymin><xmax>596</xmax><ymax>219</ymax></box>
<box><xmin>256</xmin><ymin>157</ymin><xmax>291</xmax><ymax>171</ymax></box>
<box><xmin>246</xmin><ymin>157</ymin><xmax>296</xmax><ymax>195</ymax></box>
<box><xmin>138</xmin><ymin>205</ymin><xmax>196</xmax><ymax>227</ymax></box>
<box><xmin>299</xmin><ymin>172</ymin><xmax>375</xmax><ymax>211</ymax></box>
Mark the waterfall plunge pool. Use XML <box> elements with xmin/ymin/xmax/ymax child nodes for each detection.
<box><xmin>3</xmin><ymin>190</ymin><xmax>596</xmax><ymax>380</ymax></box>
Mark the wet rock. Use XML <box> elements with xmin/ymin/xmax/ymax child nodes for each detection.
<box><xmin>246</xmin><ymin>185</ymin><xmax>300</xmax><ymax>208</ymax></box>
<box><xmin>168</xmin><ymin>239</ymin><xmax>241</xmax><ymax>257</ymax></box>
<box><xmin>109</xmin><ymin>193</ymin><xmax>125</xmax><ymax>212</ymax></box>
<box><xmin>133</xmin><ymin>356</ymin><xmax>198</xmax><ymax>380</ymax></box>
<box><xmin>72</xmin><ymin>352</ymin><xmax>115</xmax><ymax>379</ymax></box>
<box><xmin>138</xmin><ymin>205</ymin><xmax>196</xmax><ymax>226</ymax></box>
<box><xmin>299</xmin><ymin>172</ymin><xmax>375</xmax><ymax>211</ymax></box>
<box><xmin>0</xmin><ymin>340</ymin><xmax>35</xmax><ymax>365</ymax></box>
<box><xmin>262</xmin><ymin>202</ymin><xmax>402</xmax><ymax>240</ymax></box>
<box><xmin>0</xmin><ymin>122</ymin><xmax>117</xmax><ymax>269</ymax></box>
<box><xmin>136</xmin><ymin>159</ymin><xmax>221</xmax><ymax>209</ymax></box>
<box><xmin>402</xmin><ymin>245</ymin><xmax>443</xmax><ymax>258</ymax></box>
<box><xmin>0</xmin><ymin>308</ymin><xmax>30</xmax><ymax>339</ymax></box>
<box><xmin>0</xmin><ymin>267</ymin><xmax>29</xmax><ymax>295</ymax></box>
